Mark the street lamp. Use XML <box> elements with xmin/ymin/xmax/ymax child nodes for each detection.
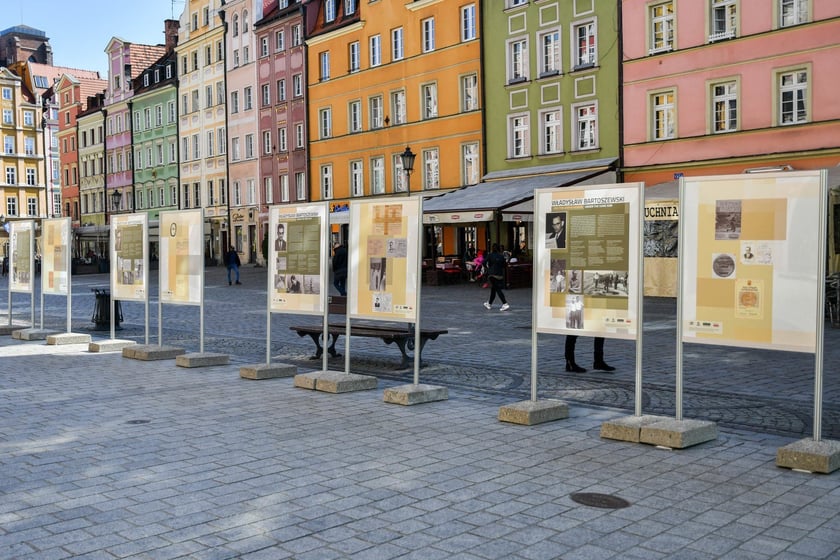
<box><xmin>111</xmin><ymin>189</ymin><xmax>122</xmax><ymax>213</ymax></box>
<box><xmin>400</xmin><ymin>146</ymin><xmax>416</xmax><ymax>194</ymax></box>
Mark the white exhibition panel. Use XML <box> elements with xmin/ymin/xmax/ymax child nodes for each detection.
<box><xmin>158</xmin><ymin>209</ymin><xmax>204</xmax><ymax>306</ymax></box>
<box><xmin>8</xmin><ymin>220</ymin><xmax>34</xmax><ymax>294</ymax></box>
<box><xmin>111</xmin><ymin>213</ymin><xmax>149</xmax><ymax>302</ymax></box>
<box><xmin>41</xmin><ymin>217</ymin><xmax>71</xmax><ymax>296</ymax></box>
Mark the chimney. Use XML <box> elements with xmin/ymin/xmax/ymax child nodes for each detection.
<box><xmin>164</xmin><ymin>19</ymin><xmax>180</xmax><ymax>52</ymax></box>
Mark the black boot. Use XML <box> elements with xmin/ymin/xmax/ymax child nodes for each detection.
<box><xmin>565</xmin><ymin>360</ymin><xmax>586</xmax><ymax>373</ymax></box>
<box><xmin>593</xmin><ymin>361</ymin><xmax>615</xmax><ymax>372</ymax></box>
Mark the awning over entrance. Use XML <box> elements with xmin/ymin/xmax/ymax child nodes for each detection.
<box><xmin>422</xmin><ymin>159</ymin><xmax>617</xmax><ymax>224</ymax></box>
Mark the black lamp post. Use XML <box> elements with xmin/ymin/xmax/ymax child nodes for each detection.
<box><xmin>400</xmin><ymin>146</ymin><xmax>416</xmax><ymax>194</ymax></box>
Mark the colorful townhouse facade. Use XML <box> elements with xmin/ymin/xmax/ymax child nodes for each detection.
<box><xmin>255</xmin><ymin>0</ymin><xmax>309</xmax><ymax>248</ymax></box>
<box><xmin>621</xmin><ymin>0</ymin><xmax>840</xmax><ymax>185</ymax></box>
<box><xmin>130</xmin><ymin>35</ymin><xmax>180</xmax><ymax>259</ymax></box>
<box><xmin>76</xmin><ymin>92</ymin><xmax>107</xmax><ymax>256</ymax></box>
<box><xmin>176</xmin><ymin>0</ymin><xmax>228</xmax><ymax>264</ymax></box>
<box><xmin>305</xmin><ymin>0</ymin><xmax>483</xmax><ymax>251</ymax></box>
<box><xmin>225</xmin><ymin>0</ymin><xmax>262</xmax><ymax>264</ymax></box>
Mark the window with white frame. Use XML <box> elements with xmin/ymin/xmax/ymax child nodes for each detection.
<box><xmin>295</xmin><ymin>123</ymin><xmax>304</xmax><ymax>148</ymax></box>
<box><xmin>369</xmin><ymin>96</ymin><xmax>383</xmax><ymax>129</ymax></box>
<box><xmin>370</xmin><ymin>35</ymin><xmax>382</xmax><ymax>67</ymax></box>
<box><xmin>574</xmin><ymin>103</ymin><xmax>598</xmax><ymax>149</ymax></box>
<box><xmin>710</xmin><ymin>0</ymin><xmax>737</xmax><ymax>41</ymax></box>
<box><xmin>263</xmin><ymin>130</ymin><xmax>272</xmax><ymax>154</ymax></box>
<box><xmin>261</xmin><ymin>36</ymin><xmax>269</xmax><ymax>57</ymax></box>
<box><xmin>208</xmin><ymin>181</ymin><xmax>214</xmax><ymax>206</ymax></box>
<box><xmin>170</xmin><ymin>141</ymin><xmax>177</xmax><ymax>163</ymax></box>
<box><xmin>264</xmin><ymin>176</ymin><xmax>273</xmax><ymax>203</ymax></box>
<box><xmin>711</xmin><ymin>81</ymin><xmax>737</xmax><ymax>132</ymax></box>
<box><xmin>247</xmin><ymin>179</ymin><xmax>255</xmax><ymax>205</ymax></box>
<box><xmin>650</xmin><ymin>2</ymin><xmax>674</xmax><ymax>53</ymax></box>
<box><xmin>4</xmin><ymin>136</ymin><xmax>13</xmax><ymax>154</ymax></box>
<box><xmin>2</xmin><ymin>109</ymin><xmax>12</xmax><ymax>124</ymax></box>
<box><xmin>319</xmin><ymin>108</ymin><xmax>332</xmax><ymax>138</ymax></box>
<box><xmin>321</xmin><ymin>165</ymin><xmax>333</xmax><ymax>199</ymax></box>
<box><xmin>371</xmin><ymin>156</ymin><xmax>384</xmax><ymax>194</ymax></box>
<box><xmin>279</xmin><ymin>127</ymin><xmax>287</xmax><ymax>151</ymax></box>
<box><xmin>192</xmin><ymin>133</ymin><xmax>200</xmax><ymax>159</ymax></box>
<box><xmin>244</xmin><ymin>86</ymin><xmax>253</xmax><ymax>110</ymax></box>
<box><xmin>539</xmin><ymin>30</ymin><xmax>561</xmax><ymax>76</ymax></box>
<box><xmin>350</xmin><ymin>160</ymin><xmax>364</xmax><ymax>196</ymax></box>
<box><xmin>423</xmin><ymin>148</ymin><xmax>439</xmax><ymax>190</ymax></box>
<box><xmin>393</xmin><ymin>155</ymin><xmax>406</xmax><ymax>192</ymax></box>
<box><xmin>392</xmin><ymin>27</ymin><xmax>404</xmax><ymax>61</ymax></box>
<box><xmin>219</xmin><ymin>127</ymin><xmax>227</xmax><ymax>154</ymax></box>
<box><xmin>262</xmin><ymin>84</ymin><xmax>271</xmax><ymax>106</ymax></box>
<box><xmin>508</xmin><ymin>0</ymin><xmax>527</xmax><ymax>7</ymax></box>
<box><xmin>461</xmin><ymin>74</ymin><xmax>478</xmax><ymax>112</ymax></box>
<box><xmin>349</xmin><ymin>100</ymin><xmax>362</xmax><ymax>133</ymax></box>
<box><xmin>27</xmin><ymin>196</ymin><xmax>36</xmax><ymax>214</ymax></box>
<box><xmin>233</xmin><ymin>49</ymin><xmax>240</xmax><ymax>67</ymax></box>
<box><xmin>168</xmin><ymin>100</ymin><xmax>176</xmax><ymax>122</ymax></box>
<box><xmin>157</xmin><ymin>143</ymin><xmax>164</xmax><ymax>163</ymax></box>
<box><xmin>391</xmin><ymin>90</ymin><xmax>406</xmax><ymax>125</ymax></box>
<box><xmin>422</xmin><ymin>18</ymin><xmax>435</xmax><ymax>52</ymax></box>
<box><xmin>462</xmin><ymin>4</ymin><xmax>476</xmax><ymax>41</ymax></box>
<box><xmin>573</xmin><ymin>20</ymin><xmax>596</xmax><ymax>68</ymax></box>
<box><xmin>232</xmin><ymin>137</ymin><xmax>241</xmax><ymax>161</ymax></box>
<box><xmin>233</xmin><ymin>181</ymin><xmax>241</xmax><ymax>205</ymax></box>
<box><xmin>280</xmin><ymin>174</ymin><xmax>289</xmax><ymax>202</ymax></box>
<box><xmin>320</xmin><ymin>51</ymin><xmax>330</xmax><ymax>80</ymax></box>
<box><xmin>144</xmin><ymin>108</ymin><xmax>152</xmax><ymax>129</ymax></box>
<box><xmin>293</xmin><ymin>74</ymin><xmax>303</xmax><ymax>97</ymax></box>
<box><xmin>345</xmin><ymin>0</ymin><xmax>356</xmax><ymax>15</ymax></box>
<box><xmin>1</xmin><ymin>87</ymin><xmax>10</xmax><ymax>100</ymax></box>
<box><xmin>349</xmin><ymin>42</ymin><xmax>360</xmax><ymax>72</ymax></box>
<box><xmin>541</xmin><ymin>108</ymin><xmax>562</xmax><ymax>154</ymax></box>
<box><xmin>155</xmin><ymin>104</ymin><xmax>163</xmax><ymax>126</ymax></box>
<box><xmin>277</xmin><ymin>79</ymin><xmax>286</xmax><ymax>101</ymax></box>
<box><xmin>325</xmin><ymin>0</ymin><xmax>336</xmax><ymax>22</ymax></box>
<box><xmin>243</xmin><ymin>45</ymin><xmax>250</xmax><ymax>64</ymax></box>
<box><xmin>137</xmin><ymin>191</ymin><xmax>144</xmax><ymax>210</ymax></box>
<box><xmin>779</xmin><ymin>69</ymin><xmax>808</xmax><ymax>124</ymax></box>
<box><xmin>508</xmin><ymin>38</ymin><xmax>528</xmax><ymax>82</ymax></box>
<box><xmin>295</xmin><ymin>172</ymin><xmax>306</xmax><ymax>200</ymax></box>
<box><xmin>6</xmin><ymin>196</ymin><xmax>16</xmax><ymax>215</ymax></box>
<box><xmin>183</xmin><ymin>184</ymin><xmax>191</xmax><ymax>208</ymax></box>
<box><xmin>292</xmin><ymin>24</ymin><xmax>302</xmax><ymax>46</ymax></box>
<box><xmin>463</xmin><ymin>143</ymin><xmax>479</xmax><ymax>185</ymax></box>
<box><xmin>24</xmin><ymin>137</ymin><xmax>35</xmax><ymax>155</ymax></box>
<box><xmin>245</xmin><ymin>134</ymin><xmax>255</xmax><ymax>158</ymax></box>
<box><xmin>651</xmin><ymin>91</ymin><xmax>675</xmax><ymax>140</ymax></box>
<box><xmin>276</xmin><ymin>30</ymin><xmax>285</xmax><ymax>51</ymax></box>
<box><xmin>509</xmin><ymin>114</ymin><xmax>530</xmax><ymax>158</ymax></box>
<box><xmin>23</xmin><ymin>111</ymin><xmax>34</xmax><ymax>127</ymax></box>
<box><xmin>780</xmin><ymin>0</ymin><xmax>808</xmax><ymax>26</ymax></box>
<box><xmin>25</xmin><ymin>169</ymin><xmax>36</xmax><ymax>186</ymax></box>
<box><xmin>159</xmin><ymin>187</ymin><xmax>165</xmax><ymax>207</ymax></box>
<box><xmin>422</xmin><ymin>83</ymin><xmax>438</xmax><ymax>119</ymax></box>
<box><xmin>231</xmin><ymin>91</ymin><xmax>240</xmax><ymax>113</ymax></box>
<box><xmin>233</xmin><ymin>14</ymin><xmax>239</xmax><ymax>36</ymax></box>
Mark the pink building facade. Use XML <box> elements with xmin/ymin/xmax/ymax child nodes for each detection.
<box><xmin>621</xmin><ymin>0</ymin><xmax>840</xmax><ymax>185</ymax></box>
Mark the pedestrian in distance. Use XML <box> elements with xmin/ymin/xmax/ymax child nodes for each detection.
<box><xmin>564</xmin><ymin>335</ymin><xmax>615</xmax><ymax>373</ymax></box>
<box><xmin>225</xmin><ymin>246</ymin><xmax>241</xmax><ymax>286</ymax></box>
<box><xmin>483</xmin><ymin>243</ymin><xmax>509</xmax><ymax>311</ymax></box>
<box><xmin>332</xmin><ymin>241</ymin><xmax>348</xmax><ymax>296</ymax></box>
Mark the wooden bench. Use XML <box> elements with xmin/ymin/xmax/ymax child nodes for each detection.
<box><xmin>290</xmin><ymin>296</ymin><xmax>447</xmax><ymax>369</ymax></box>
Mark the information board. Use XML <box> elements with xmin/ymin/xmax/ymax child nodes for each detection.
<box><xmin>42</xmin><ymin>218</ymin><xmax>70</xmax><ymax>296</ymax></box>
<box><xmin>159</xmin><ymin>209</ymin><xmax>203</xmax><ymax>305</ymax></box>
<box><xmin>9</xmin><ymin>220</ymin><xmax>34</xmax><ymax>294</ymax></box>
<box><xmin>111</xmin><ymin>213</ymin><xmax>148</xmax><ymax>302</ymax></box>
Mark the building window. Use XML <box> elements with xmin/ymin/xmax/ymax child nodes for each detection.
<box><xmin>369</xmin><ymin>96</ymin><xmax>383</xmax><ymax>129</ymax></box>
<box><xmin>155</xmin><ymin>104</ymin><xmax>163</xmax><ymax>126</ymax></box>
<box><xmin>23</xmin><ymin>111</ymin><xmax>34</xmax><ymax>127</ymax></box>
<box><xmin>779</xmin><ymin>0</ymin><xmax>808</xmax><ymax>26</ymax></box>
<box><xmin>2</xmin><ymin>109</ymin><xmax>12</xmax><ymax>124</ymax></box>
<box><xmin>245</xmin><ymin>134</ymin><xmax>254</xmax><ymax>158</ymax></box>
<box><xmin>370</xmin><ymin>35</ymin><xmax>382</xmax><ymax>67</ymax></box>
<box><xmin>4</xmin><ymin>136</ymin><xmax>13</xmax><ymax>154</ymax></box>
<box><xmin>261</xmin><ymin>36</ymin><xmax>269</xmax><ymax>57</ymax></box>
<box><xmin>647</xmin><ymin>91</ymin><xmax>675</xmax><ymax>141</ymax></box>
<box><xmin>422</xmin><ymin>18</ymin><xmax>435</xmax><ymax>52</ymax></box>
<box><xmin>349</xmin><ymin>41</ymin><xmax>360</xmax><ymax>72</ymax></box>
<box><xmin>319</xmin><ymin>108</ymin><xmax>332</xmax><ymax>138</ymax></box>
<box><xmin>232</xmin><ymin>137</ymin><xmax>241</xmax><ymax>161</ymax></box>
<box><xmin>263</xmin><ymin>130</ymin><xmax>272</xmax><ymax>154</ymax></box>
<box><xmin>541</xmin><ymin>108</ymin><xmax>563</xmax><ymax>154</ymax></box>
<box><xmin>169</xmin><ymin>100</ymin><xmax>176</xmax><ymax>123</ymax></box>
<box><xmin>1</xmin><ymin>87</ymin><xmax>10</xmax><ymax>100</ymax></box>
<box><xmin>508</xmin><ymin>38</ymin><xmax>528</xmax><ymax>83</ymax></box>
<box><xmin>710</xmin><ymin>0</ymin><xmax>737</xmax><ymax>41</ymax></box>
<box><xmin>192</xmin><ymin>90</ymin><xmax>200</xmax><ymax>112</ymax></box>
<box><xmin>293</xmin><ymin>74</ymin><xmax>303</xmax><ymax>97</ymax></box>
<box><xmin>244</xmin><ymin>87</ymin><xmax>253</xmax><ymax>110</ymax></box>
<box><xmin>279</xmin><ymin>127</ymin><xmax>287</xmax><ymax>151</ymax></box>
<box><xmin>280</xmin><ymin>174</ymin><xmax>289</xmax><ymax>202</ymax></box>
<box><xmin>26</xmin><ymin>169</ymin><xmax>36</xmax><ymax>186</ymax></box>
<box><xmin>711</xmin><ymin>81</ymin><xmax>737</xmax><ymax>133</ymax></box>
<box><xmin>24</xmin><ymin>137</ymin><xmax>35</xmax><ymax>155</ymax></box>
<box><xmin>345</xmin><ymin>0</ymin><xmax>356</xmax><ymax>15</ymax></box>
<box><xmin>247</xmin><ymin>179</ymin><xmax>255</xmax><ymax>205</ymax></box>
<box><xmin>649</xmin><ymin>2</ymin><xmax>674</xmax><ymax>54</ymax></box>
<box><xmin>392</xmin><ymin>27</ymin><xmax>404</xmax><ymax>61</ymax></box>
<box><xmin>422</xmin><ymin>83</ymin><xmax>438</xmax><ymax>119</ymax></box>
<box><xmin>573</xmin><ymin>20</ymin><xmax>596</xmax><ymax>68</ymax></box>
<box><xmin>296</xmin><ymin>172</ymin><xmax>306</xmax><ymax>200</ymax></box>
<box><xmin>778</xmin><ymin>69</ymin><xmax>808</xmax><ymax>125</ymax></box>
<box><xmin>192</xmin><ymin>133</ymin><xmax>201</xmax><ymax>159</ymax></box>
<box><xmin>231</xmin><ymin>91</ymin><xmax>239</xmax><ymax>113</ymax></box>
<box><xmin>292</xmin><ymin>24</ymin><xmax>302</xmax><ymax>46</ymax></box>
<box><xmin>233</xmin><ymin>49</ymin><xmax>240</xmax><ymax>67</ymax></box>
<box><xmin>371</xmin><ymin>156</ymin><xmax>384</xmax><ymax>194</ymax></box>
<box><xmin>423</xmin><ymin>148</ymin><xmax>440</xmax><ymax>190</ymax></box>
<box><xmin>6</xmin><ymin>196</ymin><xmax>17</xmax><ymax>215</ymax></box>
<box><xmin>349</xmin><ymin>100</ymin><xmax>362</xmax><ymax>133</ymax></box>
<box><xmin>539</xmin><ymin>30</ymin><xmax>561</xmax><ymax>76</ymax></box>
<box><xmin>233</xmin><ymin>13</ymin><xmax>239</xmax><ymax>36</ymax></box>
<box><xmin>508</xmin><ymin>0</ymin><xmax>527</xmax><ymax>6</ymax></box>
<box><xmin>27</xmin><ymin>196</ymin><xmax>37</xmax><ymax>215</ymax></box>
<box><xmin>320</xmin><ymin>51</ymin><xmax>331</xmax><ymax>81</ymax></box>
<box><xmin>321</xmin><ymin>165</ymin><xmax>333</xmax><ymax>199</ymax></box>
<box><xmin>233</xmin><ymin>181</ymin><xmax>241</xmax><ymax>206</ymax></box>
<box><xmin>350</xmin><ymin>160</ymin><xmax>364</xmax><ymax>197</ymax></box>
<box><xmin>509</xmin><ymin>114</ymin><xmax>530</xmax><ymax>158</ymax></box>
<box><xmin>262</xmin><ymin>84</ymin><xmax>271</xmax><ymax>106</ymax></box>
<box><xmin>276</xmin><ymin>30</ymin><xmax>285</xmax><ymax>51</ymax></box>
<box><xmin>463</xmin><ymin>143</ymin><xmax>479</xmax><ymax>186</ymax></box>
<box><xmin>574</xmin><ymin>103</ymin><xmax>598</xmax><ymax>149</ymax></box>
<box><xmin>265</xmin><ymin>176</ymin><xmax>273</xmax><ymax>204</ymax></box>
<box><xmin>391</xmin><ymin>90</ymin><xmax>406</xmax><ymax>125</ymax></box>
<box><xmin>461</xmin><ymin>4</ymin><xmax>476</xmax><ymax>41</ymax></box>
<box><xmin>393</xmin><ymin>154</ymin><xmax>406</xmax><ymax>192</ymax></box>
<box><xmin>144</xmin><ymin>108</ymin><xmax>152</xmax><ymax>129</ymax></box>
<box><xmin>325</xmin><ymin>0</ymin><xmax>336</xmax><ymax>22</ymax></box>
<box><xmin>295</xmin><ymin>123</ymin><xmax>304</xmax><ymax>148</ymax></box>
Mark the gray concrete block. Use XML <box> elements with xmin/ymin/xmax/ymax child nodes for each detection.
<box><xmin>640</xmin><ymin>418</ymin><xmax>718</xmax><ymax>449</ymax></box>
<box><xmin>12</xmin><ymin>328</ymin><xmax>59</xmax><ymax>340</ymax></box>
<box><xmin>47</xmin><ymin>332</ymin><xmax>92</xmax><ymax>345</ymax></box>
<box><xmin>124</xmin><ymin>344</ymin><xmax>185</xmax><ymax>360</ymax></box>
<box><xmin>176</xmin><ymin>352</ymin><xmax>230</xmax><ymax>368</ymax></box>
<box><xmin>383</xmin><ymin>384</ymin><xmax>448</xmax><ymax>405</ymax></box>
<box><xmin>776</xmin><ymin>438</ymin><xmax>840</xmax><ymax>474</ymax></box>
<box><xmin>240</xmin><ymin>363</ymin><xmax>297</xmax><ymax>379</ymax></box>
<box><xmin>0</xmin><ymin>323</ymin><xmax>30</xmax><ymax>335</ymax></box>
<box><xmin>294</xmin><ymin>371</ymin><xmax>377</xmax><ymax>393</ymax></box>
<box><xmin>294</xmin><ymin>371</ymin><xmax>330</xmax><ymax>389</ymax></box>
<box><xmin>89</xmin><ymin>339</ymin><xmax>135</xmax><ymax>353</ymax></box>
<box><xmin>498</xmin><ymin>399</ymin><xmax>569</xmax><ymax>425</ymax></box>
<box><xmin>600</xmin><ymin>414</ymin><xmax>673</xmax><ymax>442</ymax></box>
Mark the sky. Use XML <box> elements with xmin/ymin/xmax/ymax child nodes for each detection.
<box><xmin>4</xmin><ymin>0</ymin><xmax>185</xmax><ymax>77</ymax></box>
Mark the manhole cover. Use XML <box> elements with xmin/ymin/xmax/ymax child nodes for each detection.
<box><xmin>569</xmin><ymin>492</ymin><xmax>630</xmax><ymax>509</ymax></box>
<box><xmin>126</xmin><ymin>419</ymin><xmax>151</xmax><ymax>425</ymax></box>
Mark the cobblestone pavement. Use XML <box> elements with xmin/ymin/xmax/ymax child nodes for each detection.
<box><xmin>1</xmin><ymin>267</ymin><xmax>840</xmax><ymax>559</ymax></box>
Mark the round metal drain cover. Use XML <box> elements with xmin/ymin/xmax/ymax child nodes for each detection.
<box><xmin>570</xmin><ymin>492</ymin><xmax>630</xmax><ymax>509</ymax></box>
<box><xmin>126</xmin><ymin>419</ymin><xmax>151</xmax><ymax>425</ymax></box>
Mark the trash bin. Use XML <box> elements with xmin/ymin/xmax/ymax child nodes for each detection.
<box><xmin>91</xmin><ymin>287</ymin><xmax>122</xmax><ymax>330</ymax></box>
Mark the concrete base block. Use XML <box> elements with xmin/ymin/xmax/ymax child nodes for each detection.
<box><xmin>600</xmin><ymin>414</ymin><xmax>673</xmax><ymax>443</ymax></box>
<box><xmin>240</xmin><ymin>363</ymin><xmax>297</xmax><ymax>380</ymax></box>
<box><xmin>640</xmin><ymin>418</ymin><xmax>718</xmax><ymax>449</ymax></box>
<box><xmin>383</xmin><ymin>384</ymin><xmax>448</xmax><ymax>405</ymax></box>
<box><xmin>12</xmin><ymin>328</ymin><xmax>59</xmax><ymax>340</ymax></box>
<box><xmin>0</xmin><ymin>323</ymin><xmax>30</xmax><ymax>335</ymax></box>
<box><xmin>123</xmin><ymin>344</ymin><xmax>185</xmax><ymax>360</ymax></box>
<box><xmin>293</xmin><ymin>371</ymin><xmax>377</xmax><ymax>393</ymax></box>
<box><xmin>176</xmin><ymin>352</ymin><xmax>230</xmax><ymax>368</ymax></box>
<box><xmin>47</xmin><ymin>332</ymin><xmax>92</xmax><ymax>345</ymax></box>
<box><xmin>89</xmin><ymin>339</ymin><xmax>136</xmax><ymax>353</ymax></box>
<box><xmin>777</xmin><ymin>438</ymin><xmax>840</xmax><ymax>474</ymax></box>
<box><xmin>498</xmin><ymin>399</ymin><xmax>569</xmax><ymax>425</ymax></box>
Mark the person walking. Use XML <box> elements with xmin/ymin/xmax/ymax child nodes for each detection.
<box><xmin>332</xmin><ymin>241</ymin><xmax>348</xmax><ymax>296</ymax></box>
<box><xmin>483</xmin><ymin>243</ymin><xmax>509</xmax><ymax>311</ymax></box>
<box><xmin>225</xmin><ymin>246</ymin><xmax>241</xmax><ymax>285</ymax></box>
<box><xmin>564</xmin><ymin>335</ymin><xmax>615</xmax><ymax>373</ymax></box>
